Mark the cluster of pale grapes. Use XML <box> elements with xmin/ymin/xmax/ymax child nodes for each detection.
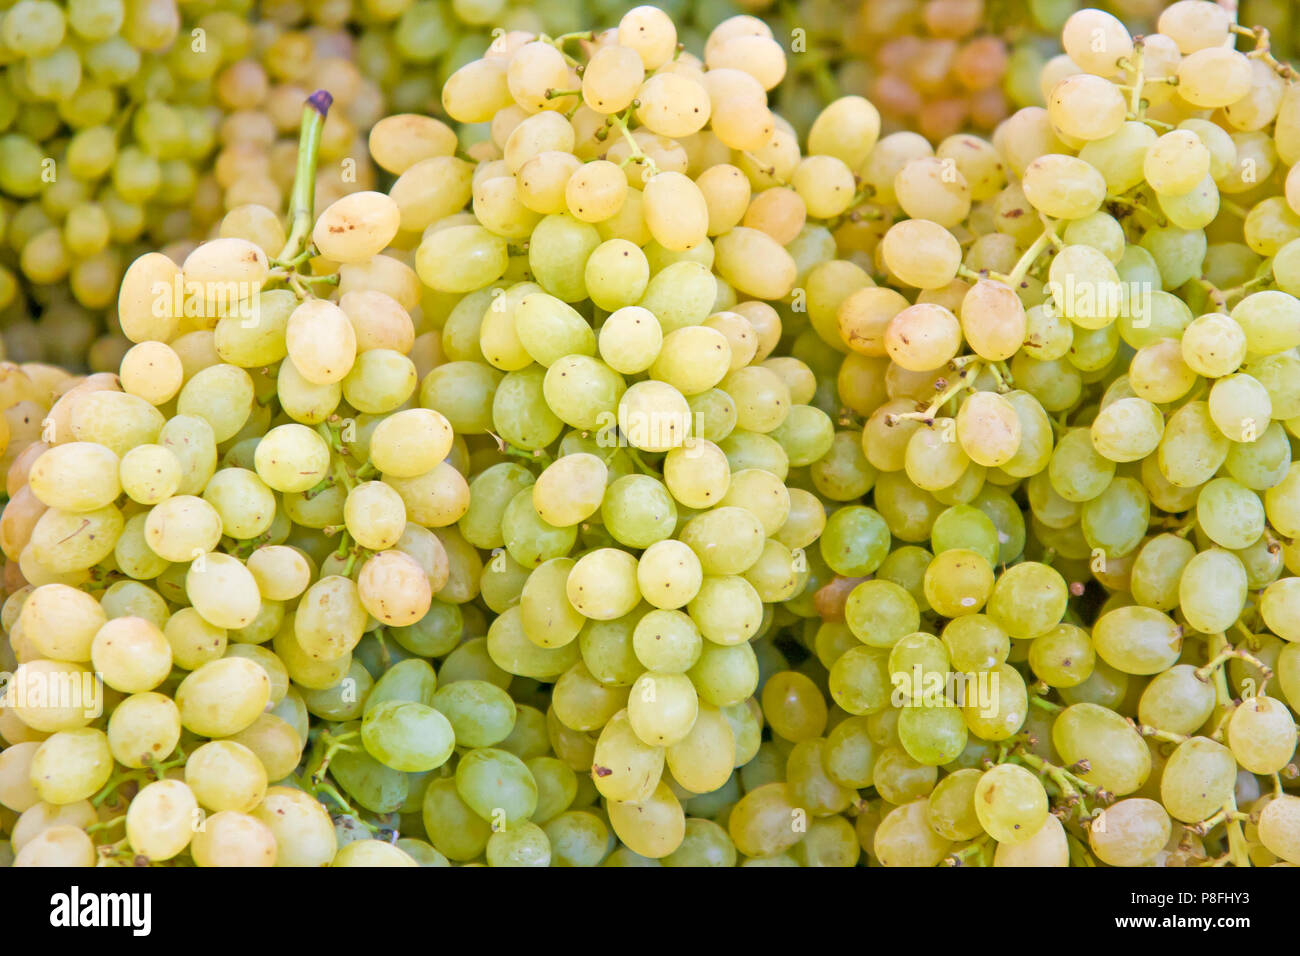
<box><xmin>828</xmin><ymin>0</ymin><xmax>1028</xmax><ymax>143</ymax></box>
<box><xmin>0</xmin><ymin>0</ymin><xmax>390</xmax><ymax>372</ymax></box>
<box><xmin>4</xmin><ymin>0</ymin><xmax>1300</xmax><ymax>869</ymax></box>
<box><xmin>0</xmin><ymin>0</ymin><xmax>690</xmax><ymax>377</ymax></box>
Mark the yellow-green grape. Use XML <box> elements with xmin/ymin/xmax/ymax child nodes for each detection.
<box><xmin>175</xmin><ymin>657</ymin><xmax>270</xmax><ymax>738</ymax></box>
<box><xmin>1160</xmin><ymin>735</ymin><xmax>1238</xmax><ymax>823</ymax></box>
<box><xmin>923</xmin><ymin>549</ymin><xmax>995</xmax><ymax>618</ymax></box>
<box><xmin>1026</xmin><ymin>623</ymin><xmax>1094</xmax><ymax>689</ymax></box>
<box><xmin>875</xmin><ymin>799</ymin><xmax>952</xmax><ymax>868</ymax></box>
<box><xmin>1052</xmin><ymin>702</ymin><xmax>1151</xmax><ymax>796</ymax></box>
<box><xmin>91</xmin><ymin>616</ymin><xmax>172</xmax><ymax>693</ymax></box>
<box><xmin>1087</xmin><ymin>798</ymin><xmax>1172</xmax><ymax>867</ymax></box>
<box><xmin>926</xmin><ymin>768</ymin><xmax>984</xmax><ymax>842</ymax></box>
<box><xmin>760</xmin><ymin>670</ymin><xmax>827</xmax><ymax>743</ymax></box>
<box><xmin>1179</xmin><ymin>547</ymin><xmax>1248</xmax><ymax>635</ymax></box>
<box><xmin>1258</xmin><ymin>795</ymin><xmax>1300</xmax><ymax>864</ymax></box>
<box><xmin>973</xmin><ymin>763</ymin><xmax>1048</xmax><ymax>845</ymax></box>
<box><xmin>987</xmin><ymin>562</ymin><xmax>1067</xmax><ymax>640</ymax></box>
<box><xmin>29</xmin><ymin>728</ymin><xmax>113</xmax><ymax>804</ymax></box>
<box><xmin>126</xmin><ymin>780</ymin><xmax>199</xmax><ymax>863</ymax></box>
<box><xmin>1227</xmin><ymin>696</ymin><xmax>1297</xmax><ymax>774</ymax></box>
<box><xmin>1091</xmin><ymin>606</ymin><xmax>1183</xmax><ymax>676</ymax></box>
<box><xmin>628</xmin><ymin>671</ymin><xmax>699</xmax><ymax>747</ymax></box>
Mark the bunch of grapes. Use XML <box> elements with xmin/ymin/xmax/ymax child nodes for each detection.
<box><xmin>5</xmin><ymin>0</ymin><xmax>1300</xmax><ymax>869</ymax></box>
<box><xmin>0</xmin><ymin>0</ymin><xmax>748</xmax><ymax>380</ymax></box>
<box><xmin>824</xmin><ymin>0</ymin><xmax>1300</xmax><ymax>866</ymax></box>
<box><xmin>0</xmin><ymin>0</ymin><xmax>390</xmax><ymax>373</ymax></box>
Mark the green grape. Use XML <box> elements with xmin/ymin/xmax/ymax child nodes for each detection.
<box><xmin>1179</xmin><ymin>547</ymin><xmax>1248</xmax><ymax>635</ymax></box>
<box><xmin>844</xmin><ymin>579</ymin><xmax>919</xmax><ymax>649</ymax></box>
<box><xmin>331</xmin><ymin>744</ymin><xmax>410</xmax><ymax>815</ymax></box>
<box><xmin>1089</xmin><ymin>798</ymin><xmax>1172</xmax><ymax>866</ymax></box>
<box><xmin>927</xmin><ymin>768</ymin><xmax>984</xmax><ymax>842</ymax></box>
<box><xmin>923</xmin><ymin>548</ymin><xmax>995</xmax><ymax>617</ymax></box>
<box><xmin>519</xmin><ymin>558</ymin><xmax>585</xmax><ymax>649</ymax></box>
<box><xmin>455</xmin><ymin>747</ymin><xmax>538</xmax><ymax>828</ymax></box>
<box><xmin>1091</xmin><ymin>606</ymin><xmax>1182</xmax><ymax>676</ymax></box>
<box><xmin>670</xmin><ymin>510</ymin><xmax>764</xmax><ymax>587</ymax></box>
<box><xmin>1130</xmin><ymin>534</ymin><xmax>1197</xmax><ymax>611</ymax></box>
<box><xmin>1196</xmin><ymin>477</ymin><xmax>1265</xmax><ymax>550</ymax></box>
<box><xmin>431</xmin><ymin>679</ymin><xmax>517</xmax><ymax>747</ymax></box>
<box><xmin>423</xmin><ymin>777</ymin><xmax>492</xmax><ymax>862</ymax></box>
<box><xmin>502</xmin><ymin>488</ymin><xmax>578</xmax><ymax>569</ymax></box>
<box><xmin>987</xmin><ymin>562</ymin><xmax>1067</xmax><ymax>640</ymax></box>
<box><xmin>1160</xmin><ymin>736</ymin><xmax>1238</xmax><ymax>824</ymax></box>
<box><xmin>973</xmin><ymin>763</ymin><xmax>1048</xmax><ymax>845</ymax></box>
<box><xmin>819</xmin><ymin>505</ymin><xmax>890</xmax><ymax>577</ymax></box>
<box><xmin>551</xmin><ymin>663</ymin><xmax>629</xmax><ymax>733</ymax></box>
<box><xmin>603</xmin><ymin>475</ymin><xmax>679</xmax><ymax>549</ymax></box>
<box><xmin>1052</xmin><ymin>703</ymin><xmax>1151</xmax><ymax>796</ymax></box>
<box><xmin>1027</xmin><ymin>623</ymin><xmax>1095</xmax><ymax>688</ymax></box>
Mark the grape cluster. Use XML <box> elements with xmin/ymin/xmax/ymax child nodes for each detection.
<box><xmin>4</xmin><ymin>0</ymin><xmax>1300</xmax><ymax>869</ymax></box>
<box><xmin>0</xmin><ymin>0</ymin><xmax>391</xmax><ymax>373</ymax></box>
<box><xmin>0</xmin><ymin>0</ymin><xmax>719</xmax><ymax>378</ymax></box>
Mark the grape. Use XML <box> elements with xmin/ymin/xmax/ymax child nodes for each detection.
<box><xmin>1161</xmin><ymin>736</ymin><xmax>1238</xmax><ymax>823</ymax></box>
<box><xmin>1227</xmin><ymin>695</ymin><xmax>1297</xmax><ymax>774</ymax></box>
<box><xmin>973</xmin><ymin>763</ymin><xmax>1048</xmax><ymax>845</ymax></box>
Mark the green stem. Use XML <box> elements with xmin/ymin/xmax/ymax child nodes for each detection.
<box><xmin>1005</xmin><ymin>229</ymin><xmax>1053</xmax><ymax>287</ymax></box>
<box><xmin>608</xmin><ymin>108</ymin><xmax>659</xmax><ymax>179</ymax></box>
<box><xmin>886</xmin><ymin>364</ymin><xmax>980</xmax><ymax>425</ymax></box>
<box><xmin>86</xmin><ymin>814</ymin><xmax>127</xmax><ymax>835</ymax></box>
<box><xmin>1195</xmin><ymin>641</ymin><xmax>1272</xmax><ymax>684</ymax></box>
<box><xmin>275</xmin><ymin>90</ymin><xmax>333</xmax><ymax>265</ymax></box>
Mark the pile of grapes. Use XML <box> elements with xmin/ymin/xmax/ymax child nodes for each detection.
<box><xmin>3</xmin><ymin>0</ymin><xmax>1300</xmax><ymax>868</ymax></box>
<box><xmin>0</xmin><ymin>0</ymin><xmax>737</xmax><ymax>374</ymax></box>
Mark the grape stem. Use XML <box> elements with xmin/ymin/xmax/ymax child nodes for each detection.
<box><xmin>275</xmin><ymin>90</ymin><xmax>333</xmax><ymax>267</ymax></box>
<box><xmin>1221</xmin><ymin>272</ymin><xmax>1274</xmax><ymax>301</ymax></box>
<box><xmin>626</xmin><ymin>447</ymin><xmax>662</xmax><ymax>477</ymax></box>
<box><xmin>1015</xmin><ymin>748</ymin><xmax>1107</xmax><ymax>811</ymax></box>
<box><xmin>1136</xmin><ymin>724</ymin><xmax>1188</xmax><ymax>745</ymax></box>
<box><xmin>1194</xmin><ymin>642</ymin><xmax>1272</xmax><ymax>684</ymax></box>
<box><xmin>942</xmin><ymin>836</ymin><xmax>992</xmax><ymax>866</ymax></box>
<box><xmin>1234</xmin><ymin>24</ymin><xmax>1298</xmax><ymax>80</ymax></box>
<box><xmin>85</xmin><ymin>814</ymin><xmax>128</xmax><ymax>836</ymax></box>
<box><xmin>1028</xmin><ymin>695</ymin><xmax>1063</xmax><ymax>714</ymax></box>
<box><xmin>1067</xmin><ymin>834</ymin><xmax>1097</xmax><ymax>867</ymax></box>
<box><xmin>297</xmin><ymin>733</ymin><xmax>383</xmax><ymax>836</ymax></box>
<box><xmin>1193</xmin><ymin>278</ymin><xmax>1230</xmax><ymax>313</ymax></box>
<box><xmin>373</xmin><ymin>626</ymin><xmax>392</xmax><ymax>670</ymax></box>
<box><xmin>89</xmin><ymin>748</ymin><xmax>189</xmax><ymax>807</ymax></box>
<box><xmin>1107</xmin><ymin>192</ymin><xmax>1165</xmax><ymax>229</ymax></box>
<box><xmin>1003</xmin><ymin>228</ymin><xmax>1054</xmax><ymax>288</ymax></box>
<box><xmin>1219</xmin><ymin>198</ymin><xmax>1251</xmax><ymax>219</ymax></box>
<box><xmin>1120</xmin><ymin>40</ymin><xmax>1147</xmax><ymax>119</ymax></box>
<box><xmin>989</xmin><ymin>360</ymin><xmax>1015</xmax><ymax>392</ymax></box>
<box><xmin>885</xmin><ymin>363</ymin><xmax>980</xmax><ymax>425</ymax></box>
<box><xmin>503</xmin><ymin>444</ymin><xmax>554</xmax><ymax>470</ymax></box>
<box><xmin>342</xmin><ymin>547</ymin><xmax>366</xmax><ymax>577</ymax></box>
<box><xmin>539</xmin><ymin>32</ymin><xmax>591</xmax><ymax>69</ymax></box>
<box><xmin>1188</xmin><ymin>799</ymin><xmax>1249</xmax><ymax>840</ymax></box>
<box><xmin>607</xmin><ymin>108</ymin><xmax>660</xmax><ymax>179</ymax></box>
